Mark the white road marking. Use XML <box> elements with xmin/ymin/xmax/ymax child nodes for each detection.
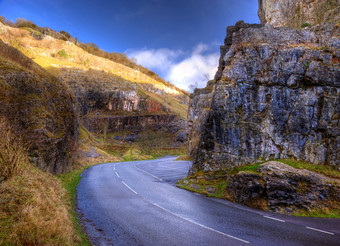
<box><xmin>152</xmin><ymin>203</ymin><xmax>250</xmax><ymax>244</ymax></box>
<box><xmin>115</xmin><ymin>171</ymin><xmax>120</xmax><ymax>178</ymax></box>
<box><xmin>114</xmin><ymin>166</ymin><xmax>116</xmax><ymax>171</ymax></box>
<box><xmin>134</xmin><ymin>165</ymin><xmax>163</xmax><ymax>182</ymax></box>
<box><xmin>122</xmin><ymin>181</ymin><xmax>138</xmax><ymax>194</ymax></box>
<box><xmin>306</xmin><ymin>226</ymin><xmax>334</xmax><ymax>235</ymax></box>
<box><xmin>263</xmin><ymin>216</ymin><xmax>285</xmax><ymax>223</ymax></box>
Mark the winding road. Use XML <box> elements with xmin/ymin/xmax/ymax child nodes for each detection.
<box><xmin>77</xmin><ymin>156</ymin><xmax>340</xmax><ymax>246</ymax></box>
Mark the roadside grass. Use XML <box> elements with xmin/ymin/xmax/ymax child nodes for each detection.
<box><xmin>225</xmin><ymin>159</ymin><xmax>339</xmax><ymax>178</ymax></box>
<box><xmin>0</xmin><ymin>165</ymin><xmax>81</xmax><ymax>245</ymax></box>
<box><xmin>57</xmin><ymin>167</ymin><xmax>92</xmax><ymax>246</ymax></box>
<box><xmin>177</xmin><ymin>159</ymin><xmax>340</xmax><ymax>218</ymax></box>
<box><xmin>175</xmin><ymin>154</ymin><xmax>192</xmax><ymax>161</ymax></box>
<box><xmin>0</xmin><ymin>118</ymin><xmax>80</xmax><ymax>245</ymax></box>
<box><xmin>122</xmin><ymin>148</ymin><xmax>153</xmax><ymax>161</ymax></box>
<box><xmin>293</xmin><ymin>208</ymin><xmax>340</xmax><ymax>218</ymax></box>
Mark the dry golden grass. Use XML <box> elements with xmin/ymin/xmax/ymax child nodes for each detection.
<box><xmin>0</xmin><ymin>22</ymin><xmax>185</xmax><ymax>96</ymax></box>
<box><xmin>0</xmin><ymin>120</ymin><xmax>80</xmax><ymax>245</ymax></box>
<box><xmin>0</xmin><ymin>168</ymin><xmax>80</xmax><ymax>245</ymax></box>
<box><xmin>0</xmin><ymin>118</ymin><xmax>27</xmax><ymax>181</ymax></box>
<box><xmin>0</xmin><ymin>22</ymin><xmax>189</xmax><ymax>121</ymax></box>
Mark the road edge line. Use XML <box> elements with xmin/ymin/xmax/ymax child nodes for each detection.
<box><xmin>263</xmin><ymin>216</ymin><xmax>285</xmax><ymax>223</ymax></box>
<box><xmin>152</xmin><ymin>203</ymin><xmax>250</xmax><ymax>244</ymax></box>
<box><xmin>122</xmin><ymin>181</ymin><xmax>138</xmax><ymax>194</ymax></box>
<box><xmin>306</xmin><ymin>226</ymin><xmax>334</xmax><ymax>235</ymax></box>
<box><xmin>134</xmin><ymin>164</ymin><xmax>163</xmax><ymax>182</ymax></box>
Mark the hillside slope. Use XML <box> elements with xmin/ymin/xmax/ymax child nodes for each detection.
<box><xmin>0</xmin><ymin>39</ymin><xmax>78</xmax><ymax>174</ymax></box>
<box><xmin>0</xmin><ymin>19</ymin><xmax>189</xmax><ymax>160</ymax></box>
<box><xmin>0</xmin><ymin>21</ymin><xmax>189</xmax><ymax>118</ymax></box>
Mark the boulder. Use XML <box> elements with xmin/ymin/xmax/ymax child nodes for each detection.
<box><xmin>226</xmin><ymin>162</ymin><xmax>340</xmax><ymax>214</ymax></box>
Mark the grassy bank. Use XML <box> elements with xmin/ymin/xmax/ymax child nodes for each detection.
<box><xmin>57</xmin><ymin>167</ymin><xmax>92</xmax><ymax>246</ymax></box>
<box><xmin>177</xmin><ymin>159</ymin><xmax>340</xmax><ymax>218</ymax></box>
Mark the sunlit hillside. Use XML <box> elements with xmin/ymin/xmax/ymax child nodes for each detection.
<box><xmin>0</xmin><ymin>21</ymin><xmax>189</xmax><ymax>118</ymax></box>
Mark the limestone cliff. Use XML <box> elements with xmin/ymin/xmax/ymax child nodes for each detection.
<box><xmin>0</xmin><ymin>40</ymin><xmax>78</xmax><ymax>174</ymax></box>
<box><xmin>258</xmin><ymin>0</ymin><xmax>339</xmax><ymax>28</ymax></box>
<box><xmin>188</xmin><ymin>12</ymin><xmax>340</xmax><ymax>174</ymax></box>
<box><xmin>58</xmin><ymin>68</ymin><xmax>187</xmax><ymax>134</ymax></box>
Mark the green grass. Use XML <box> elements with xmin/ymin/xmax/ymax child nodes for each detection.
<box><xmin>175</xmin><ymin>154</ymin><xmax>192</xmax><ymax>161</ymax></box>
<box><xmin>228</xmin><ymin>163</ymin><xmax>261</xmax><ymax>175</ymax></box>
<box><xmin>301</xmin><ymin>22</ymin><xmax>311</xmax><ymax>28</ymax></box>
<box><xmin>57</xmin><ymin>167</ymin><xmax>92</xmax><ymax>246</ymax></box>
<box><xmin>177</xmin><ymin>180</ymin><xmax>229</xmax><ymax>199</ymax></box>
<box><xmin>226</xmin><ymin>159</ymin><xmax>339</xmax><ymax>179</ymax></box>
<box><xmin>57</xmin><ymin>49</ymin><xmax>68</xmax><ymax>59</ymax></box>
<box><xmin>206</xmin><ymin>182</ymin><xmax>228</xmax><ymax>198</ymax></box>
<box><xmin>293</xmin><ymin>209</ymin><xmax>340</xmax><ymax>218</ymax></box>
<box><xmin>278</xmin><ymin>159</ymin><xmax>340</xmax><ymax>179</ymax></box>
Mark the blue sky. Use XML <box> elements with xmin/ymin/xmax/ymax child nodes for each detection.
<box><xmin>0</xmin><ymin>0</ymin><xmax>260</xmax><ymax>90</ymax></box>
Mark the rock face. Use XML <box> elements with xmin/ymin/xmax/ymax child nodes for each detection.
<box><xmin>227</xmin><ymin>161</ymin><xmax>340</xmax><ymax>213</ymax></box>
<box><xmin>188</xmin><ymin>18</ymin><xmax>340</xmax><ymax>174</ymax></box>
<box><xmin>60</xmin><ymin>68</ymin><xmax>170</xmax><ymax>116</ymax></box>
<box><xmin>83</xmin><ymin>114</ymin><xmax>181</xmax><ymax>134</ymax></box>
<box><xmin>0</xmin><ymin>41</ymin><xmax>78</xmax><ymax>174</ymax></box>
<box><xmin>60</xmin><ymin>68</ymin><xmax>188</xmax><ymax>137</ymax></box>
<box><xmin>258</xmin><ymin>0</ymin><xmax>340</xmax><ymax>28</ymax></box>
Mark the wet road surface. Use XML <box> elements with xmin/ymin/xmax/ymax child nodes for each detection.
<box><xmin>77</xmin><ymin>156</ymin><xmax>340</xmax><ymax>245</ymax></box>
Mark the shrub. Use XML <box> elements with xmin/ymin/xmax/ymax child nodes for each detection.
<box><xmin>15</xmin><ymin>18</ymin><xmax>37</xmax><ymax>29</ymax></box>
<box><xmin>58</xmin><ymin>49</ymin><xmax>68</xmax><ymax>59</ymax></box>
<box><xmin>60</xmin><ymin>30</ymin><xmax>71</xmax><ymax>39</ymax></box>
<box><xmin>301</xmin><ymin>22</ymin><xmax>311</xmax><ymax>28</ymax></box>
<box><xmin>0</xmin><ymin>117</ymin><xmax>27</xmax><ymax>181</ymax></box>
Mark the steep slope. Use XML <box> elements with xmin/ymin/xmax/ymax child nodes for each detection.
<box><xmin>0</xmin><ymin>39</ymin><xmax>78</xmax><ymax>174</ymax></box>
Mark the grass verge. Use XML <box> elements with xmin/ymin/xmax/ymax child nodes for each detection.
<box><xmin>57</xmin><ymin>167</ymin><xmax>92</xmax><ymax>246</ymax></box>
<box><xmin>0</xmin><ymin>166</ymin><xmax>81</xmax><ymax>245</ymax></box>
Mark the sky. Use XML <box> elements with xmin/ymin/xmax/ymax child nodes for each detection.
<box><xmin>0</xmin><ymin>0</ymin><xmax>260</xmax><ymax>91</ymax></box>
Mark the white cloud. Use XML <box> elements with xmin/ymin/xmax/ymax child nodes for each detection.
<box><xmin>126</xmin><ymin>44</ymin><xmax>219</xmax><ymax>92</ymax></box>
<box><xmin>126</xmin><ymin>48</ymin><xmax>181</xmax><ymax>74</ymax></box>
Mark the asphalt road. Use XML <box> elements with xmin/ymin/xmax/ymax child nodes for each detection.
<box><xmin>77</xmin><ymin>156</ymin><xmax>340</xmax><ymax>246</ymax></box>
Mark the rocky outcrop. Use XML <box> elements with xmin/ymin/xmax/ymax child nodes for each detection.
<box><xmin>59</xmin><ymin>68</ymin><xmax>188</xmax><ymax>142</ymax></box>
<box><xmin>227</xmin><ymin>161</ymin><xmax>340</xmax><ymax>214</ymax></box>
<box><xmin>59</xmin><ymin>68</ymin><xmax>170</xmax><ymax>116</ymax></box>
<box><xmin>59</xmin><ymin>68</ymin><xmax>187</xmax><ymax>133</ymax></box>
<box><xmin>188</xmin><ymin>17</ymin><xmax>340</xmax><ymax>174</ymax></box>
<box><xmin>0</xmin><ymin>40</ymin><xmax>78</xmax><ymax>174</ymax></box>
<box><xmin>83</xmin><ymin>114</ymin><xmax>181</xmax><ymax>134</ymax></box>
<box><xmin>258</xmin><ymin>0</ymin><xmax>340</xmax><ymax>28</ymax></box>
